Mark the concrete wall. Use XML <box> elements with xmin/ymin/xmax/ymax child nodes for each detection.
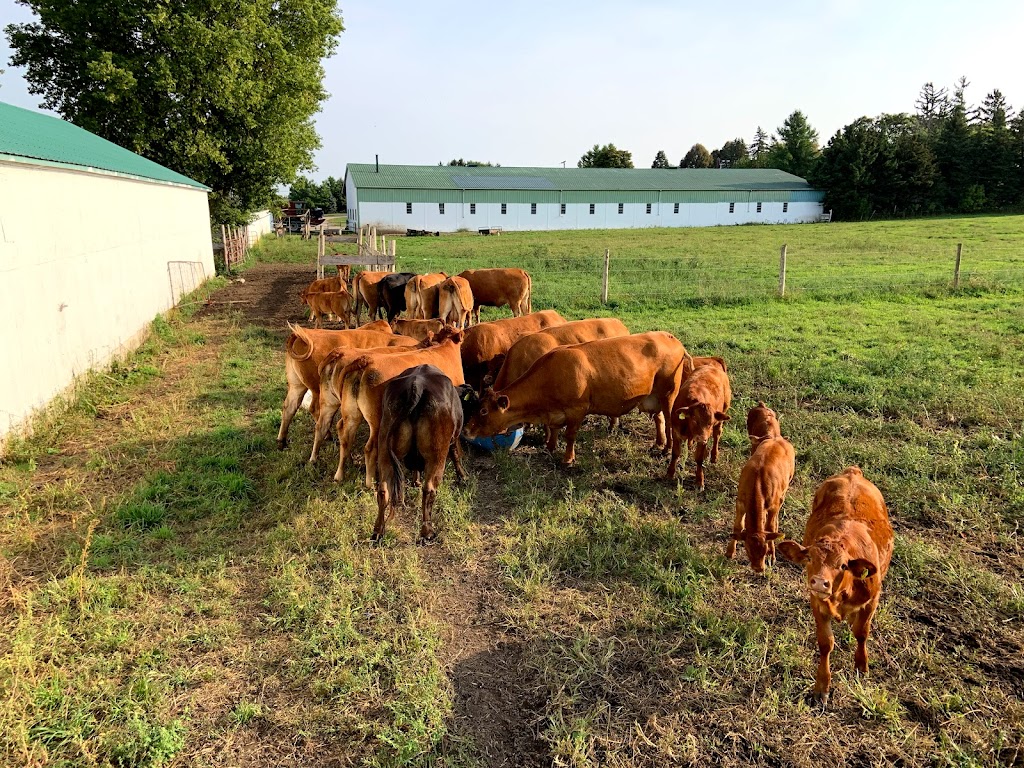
<box><xmin>247</xmin><ymin>209</ymin><xmax>274</xmax><ymax>241</ymax></box>
<box><xmin>355</xmin><ymin>200</ymin><xmax>823</xmax><ymax>232</ymax></box>
<box><xmin>0</xmin><ymin>160</ymin><xmax>214</xmax><ymax>446</ymax></box>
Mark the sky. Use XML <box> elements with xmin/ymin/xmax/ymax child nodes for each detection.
<box><xmin>3</xmin><ymin>0</ymin><xmax>1024</xmax><ymax>181</ymax></box>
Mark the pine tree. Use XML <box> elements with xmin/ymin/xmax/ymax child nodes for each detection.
<box><xmin>651</xmin><ymin>150</ymin><xmax>671</xmax><ymax>169</ymax></box>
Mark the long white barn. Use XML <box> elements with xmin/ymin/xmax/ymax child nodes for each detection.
<box><xmin>344</xmin><ymin>164</ymin><xmax>825</xmax><ymax>233</ymax></box>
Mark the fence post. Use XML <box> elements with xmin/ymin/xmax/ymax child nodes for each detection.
<box><xmin>602</xmin><ymin>249</ymin><xmax>610</xmax><ymax>304</ymax></box>
<box><xmin>954</xmin><ymin>243</ymin><xmax>963</xmax><ymax>289</ymax></box>
<box><xmin>778</xmin><ymin>244</ymin><xmax>788</xmax><ymax>297</ymax></box>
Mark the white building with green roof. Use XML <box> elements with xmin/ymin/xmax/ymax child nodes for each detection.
<box><xmin>0</xmin><ymin>101</ymin><xmax>214</xmax><ymax>446</ymax></box>
<box><xmin>344</xmin><ymin>163</ymin><xmax>825</xmax><ymax>233</ymax></box>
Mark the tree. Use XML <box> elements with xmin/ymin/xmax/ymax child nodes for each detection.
<box><xmin>578</xmin><ymin>143</ymin><xmax>634</xmax><ymax>168</ymax></box>
<box><xmin>679</xmin><ymin>143</ymin><xmax>713</xmax><ymax>168</ymax></box>
<box><xmin>651</xmin><ymin>150</ymin><xmax>671</xmax><ymax>169</ymax></box>
<box><xmin>915</xmin><ymin>82</ymin><xmax>949</xmax><ymax>133</ymax></box>
<box><xmin>763</xmin><ymin>110</ymin><xmax>820</xmax><ymax>178</ymax></box>
<box><xmin>712</xmin><ymin>138</ymin><xmax>749</xmax><ymax>168</ymax></box>
<box><xmin>447</xmin><ymin>158</ymin><xmax>496</xmax><ymax>167</ymax></box>
<box><xmin>288</xmin><ymin>176</ymin><xmax>337</xmax><ymax>213</ymax></box>
<box><xmin>6</xmin><ymin>0</ymin><xmax>344</xmax><ymax>224</ymax></box>
<box><xmin>749</xmin><ymin>127</ymin><xmax>770</xmax><ymax>166</ymax></box>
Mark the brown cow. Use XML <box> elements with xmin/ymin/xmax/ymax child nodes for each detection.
<box><xmin>463</xmin><ymin>332</ymin><xmax>689</xmax><ymax>465</ymax></box>
<box><xmin>276</xmin><ymin>321</ymin><xmax>414</xmax><ymax>449</ymax></box>
<box><xmin>457</xmin><ymin>268</ymin><xmax>531</xmax><ymax>323</ymax></box>
<box><xmin>335</xmin><ymin>328</ymin><xmax>466</xmax><ymax>486</ymax></box>
<box><xmin>777</xmin><ymin>467</ymin><xmax>894</xmax><ymax>703</ymax></box>
<box><xmin>390</xmin><ymin>318</ymin><xmax>445</xmax><ymax>342</ymax></box>
<box><xmin>460</xmin><ymin>310</ymin><xmax>566</xmax><ymax>391</ymax></box>
<box><xmin>405</xmin><ymin>273</ymin><xmax>448</xmax><ymax>320</ymax></box>
<box><xmin>353</xmin><ymin>270</ymin><xmax>391</xmax><ymax>324</ymax></box>
<box><xmin>667</xmin><ymin>357</ymin><xmax>732</xmax><ymax>487</ymax></box>
<box><xmin>747</xmin><ymin>400</ymin><xmax>782</xmax><ymax>452</ymax></box>
<box><xmin>438</xmin><ymin>276</ymin><xmax>474</xmax><ymax>329</ymax></box>
<box><xmin>374</xmin><ymin>365</ymin><xmax>471</xmax><ymax>542</ymax></box>
<box><xmin>303</xmin><ymin>289</ymin><xmax>354</xmax><ymax>329</ymax></box>
<box><xmin>726</xmin><ymin>433</ymin><xmax>796</xmax><ymax>572</ymax></box>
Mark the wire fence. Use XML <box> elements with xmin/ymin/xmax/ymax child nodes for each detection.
<box><xmin>399</xmin><ymin>241</ymin><xmax>1024</xmax><ymax>311</ymax></box>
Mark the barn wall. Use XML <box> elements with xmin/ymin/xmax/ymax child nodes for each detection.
<box><xmin>356</xmin><ymin>200</ymin><xmax>823</xmax><ymax>232</ymax></box>
<box><xmin>246</xmin><ymin>209</ymin><xmax>274</xmax><ymax>241</ymax></box>
<box><xmin>0</xmin><ymin>160</ymin><xmax>214</xmax><ymax>446</ymax></box>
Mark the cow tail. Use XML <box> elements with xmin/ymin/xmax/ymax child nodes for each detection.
<box><xmin>525</xmin><ymin>272</ymin><xmax>533</xmax><ymax>314</ymax></box>
<box><xmin>383</xmin><ymin>376</ymin><xmax>426</xmax><ymax>508</ymax></box>
<box><xmin>286</xmin><ymin>322</ymin><xmax>314</xmax><ymax>362</ymax></box>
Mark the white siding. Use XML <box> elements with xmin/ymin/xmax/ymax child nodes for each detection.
<box><xmin>356</xmin><ymin>200</ymin><xmax>823</xmax><ymax>232</ymax></box>
<box><xmin>0</xmin><ymin>160</ymin><xmax>214</xmax><ymax>446</ymax></box>
<box><xmin>246</xmin><ymin>209</ymin><xmax>274</xmax><ymax>241</ymax></box>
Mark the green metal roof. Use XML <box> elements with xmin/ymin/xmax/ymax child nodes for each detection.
<box><xmin>346</xmin><ymin>163</ymin><xmax>818</xmax><ymax>193</ymax></box>
<box><xmin>0</xmin><ymin>101</ymin><xmax>209</xmax><ymax>190</ymax></box>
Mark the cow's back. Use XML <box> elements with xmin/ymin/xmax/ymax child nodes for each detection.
<box><xmin>459</xmin><ymin>268</ymin><xmax>530</xmax><ymax>306</ymax></box>
<box><xmin>461</xmin><ymin>310</ymin><xmax>566</xmax><ymax>367</ymax></box>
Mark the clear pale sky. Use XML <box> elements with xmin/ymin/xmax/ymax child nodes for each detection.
<box><xmin>3</xmin><ymin>0</ymin><xmax>1023</xmax><ymax>180</ymax></box>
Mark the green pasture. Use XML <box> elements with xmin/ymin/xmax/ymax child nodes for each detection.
<box><xmin>1</xmin><ymin>216</ymin><xmax>1023</xmax><ymax>766</ymax></box>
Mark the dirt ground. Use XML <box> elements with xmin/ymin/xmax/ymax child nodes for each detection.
<box><xmin>201</xmin><ymin>261</ymin><xmax>549</xmax><ymax>766</ymax></box>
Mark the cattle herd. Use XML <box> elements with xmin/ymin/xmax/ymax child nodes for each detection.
<box><xmin>284</xmin><ymin>266</ymin><xmax>895</xmax><ymax>702</ymax></box>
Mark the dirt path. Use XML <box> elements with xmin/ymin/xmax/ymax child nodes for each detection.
<box><xmin>206</xmin><ymin>262</ymin><xmax>550</xmax><ymax>766</ymax></box>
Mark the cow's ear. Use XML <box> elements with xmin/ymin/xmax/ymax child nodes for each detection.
<box><xmin>714</xmin><ymin>411</ymin><xmax>731</xmax><ymax>422</ymax></box>
<box><xmin>776</xmin><ymin>540</ymin><xmax>809</xmax><ymax>564</ymax></box>
<box><xmin>765</xmin><ymin>531</ymin><xmax>785</xmax><ymax>541</ymax></box>
<box><xmin>496</xmin><ymin>395</ymin><xmax>510</xmax><ymax>411</ymax></box>
<box><xmin>846</xmin><ymin>558</ymin><xmax>877</xmax><ymax>580</ymax></box>
<box><xmin>482</xmin><ymin>374</ymin><xmax>494</xmax><ymax>388</ymax></box>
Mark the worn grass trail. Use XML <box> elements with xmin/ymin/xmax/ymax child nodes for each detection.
<box><xmin>2</xmin><ymin>224</ymin><xmax>1024</xmax><ymax>766</ymax></box>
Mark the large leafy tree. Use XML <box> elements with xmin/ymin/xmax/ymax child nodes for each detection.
<box><xmin>651</xmin><ymin>150</ymin><xmax>671</xmax><ymax>169</ymax></box>
<box><xmin>712</xmin><ymin>138</ymin><xmax>749</xmax><ymax>168</ymax></box>
<box><xmin>679</xmin><ymin>143</ymin><xmax>713</xmax><ymax>168</ymax></box>
<box><xmin>578</xmin><ymin>143</ymin><xmax>634</xmax><ymax>168</ymax></box>
<box><xmin>764</xmin><ymin>110</ymin><xmax>820</xmax><ymax>178</ymax></box>
<box><xmin>6</xmin><ymin>0</ymin><xmax>344</xmax><ymax>224</ymax></box>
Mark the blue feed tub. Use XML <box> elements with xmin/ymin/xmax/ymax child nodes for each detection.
<box><xmin>466</xmin><ymin>427</ymin><xmax>524</xmax><ymax>452</ymax></box>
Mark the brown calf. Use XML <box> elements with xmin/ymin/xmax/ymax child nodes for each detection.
<box><xmin>667</xmin><ymin>358</ymin><xmax>732</xmax><ymax>487</ymax></box>
<box><xmin>457</xmin><ymin>268</ymin><xmax>531</xmax><ymax>323</ymax></box>
<box><xmin>726</xmin><ymin>435</ymin><xmax>796</xmax><ymax>572</ymax></box>
<box><xmin>390</xmin><ymin>318</ymin><xmax>445</xmax><ymax>342</ymax></box>
<box><xmin>404</xmin><ymin>273</ymin><xmax>448</xmax><ymax>320</ymax></box>
<box><xmin>460</xmin><ymin>310</ymin><xmax>566</xmax><ymax>391</ymax></box>
<box><xmin>336</xmin><ymin>329</ymin><xmax>466</xmax><ymax>486</ymax></box>
<box><xmin>277</xmin><ymin>321</ymin><xmax>413</xmax><ymax>449</ymax></box>
<box><xmin>374</xmin><ymin>365</ymin><xmax>471</xmax><ymax>542</ymax></box>
<box><xmin>353</xmin><ymin>270</ymin><xmax>391</xmax><ymax>324</ymax></box>
<box><xmin>747</xmin><ymin>400</ymin><xmax>782</xmax><ymax>452</ymax></box>
<box><xmin>438</xmin><ymin>276</ymin><xmax>474</xmax><ymax>329</ymax></box>
<box><xmin>303</xmin><ymin>289</ymin><xmax>354</xmax><ymax>329</ymax></box>
<box><xmin>463</xmin><ymin>332</ymin><xmax>688</xmax><ymax>465</ymax></box>
<box><xmin>777</xmin><ymin>467</ymin><xmax>894</xmax><ymax>703</ymax></box>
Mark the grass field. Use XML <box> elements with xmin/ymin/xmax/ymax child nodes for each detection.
<box><xmin>2</xmin><ymin>216</ymin><xmax>1023</xmax><ymax>767</ymax></box>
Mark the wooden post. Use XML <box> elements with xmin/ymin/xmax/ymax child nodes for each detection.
<box><xmin>602</xmin><ymin>249</ymin><xmax>610</xmax><ymax>304</ymax></box>
<box><xmin>954</xmin><ymin>242</ymin><xmax>963</xmax><ymax>289</ymax></box>
<box><xmin>221</xmin><ymin>225</ymin><xmax>227</xmax><ymax>272</ymax></box>
<box><xmin>390</xmin><ymin>239</ymin><xmax>396</xmax><ymax>272</ymax></box>
<box><xmin>779</xmin><ymin>244</ymin><xmax>788</xmax><ymax>297</ymax></box>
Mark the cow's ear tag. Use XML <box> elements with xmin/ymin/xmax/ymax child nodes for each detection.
<box><xmin>463</xmin><ymin>392</ymin><xmax>472</xmax><ymax>402</ymax></box>
<box><xmin>860</xmin><ymin>568</ymin><xmax>870</xmax><ymax>579</ymax></box>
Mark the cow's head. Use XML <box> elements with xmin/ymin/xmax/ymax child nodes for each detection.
<box><xmin>777</xmin><ymin>538</ymin><xmax>878</xmax><ymax>604</ymax></box>
<box><xmin>736</xmin><ymin>530</ymin><xmax>785</xmax><ymax>573</ymax></box>
<box><xmin>674</xmin><ymin>402</ymin><xmax>730</xmax><ymax>446</ymax></box>
<box><xmin>432</xmin><ymin>326</ymin><xmax>465</xmax><ymax>345</ymax></box>
<box><xmin>456</xmin><ymin>384</ymin><xmax>481</xmax><ymax>423</ymax></box>
<box><xmin>462</xmin><ymin>387</ymin><xmax>512</xmax><ymax>439</ymax></box>
<box><xmin>746</xmin><ymin>402</ymin><xmax>781</xmax><ymax>449</ymax></box>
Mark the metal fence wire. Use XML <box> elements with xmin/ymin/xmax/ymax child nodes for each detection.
<box><xmin>401</xmin><ymin>241</ymin><xmax>1024</xmax><ymax>310</ymax></box>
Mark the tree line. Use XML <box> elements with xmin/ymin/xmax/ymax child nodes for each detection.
<box><xmin>579</xmin><ymin>79</ymin><xmax>1024</xmax><ymax>220</ymax></box>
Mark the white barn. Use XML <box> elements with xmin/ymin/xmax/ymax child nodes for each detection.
<box><xmin>344</xmin><ymin>164</ymin><xmax>825</xmax><ymax>233</ymax></box>
<box><xmin>0</xmin><ymin>101</ymin><xmax>215</xmax><ymax>447</ymax></box>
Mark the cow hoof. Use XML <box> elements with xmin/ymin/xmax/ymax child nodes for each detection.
<box><xmin>277</xmin><ymin>439</ymin><xmax>287</xmax><ymax>451</ymax></box>
<box><xmin>370</xmin><ymin>531</ymin><xmax>385</xmax><ymax>544</ymax></box>
<box><xmin>808</xmin><ymin>690</ymin><xmax>830</xmax><ymax>709</ymax></box>
<box><xmin>417</xmin><ymin>531</ymin><xmax>437</xmax><ymax>545</ymax></box>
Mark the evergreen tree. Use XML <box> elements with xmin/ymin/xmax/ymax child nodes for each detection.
<box><xmin>651</xmin><ymin>150</ymin><xmax>672</xmax><ymax>169</ymax></box>
<box><xmin>749</xmin><ymin>127</ymin><xmax>770</xmax><ymax>167</ymax></box>
<box><xmin>764</xmin><ymin>110</ymin><xmax>820</xmax><ymax>178</ymax></box>
<box><xmin>915</xmin><ymin>82</ymin><xmax>949</xmax><ymax>133</ymax></box>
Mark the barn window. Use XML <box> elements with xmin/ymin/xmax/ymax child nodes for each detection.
<box><xmin>560</xmin><ymin>203</ymin><xmax>566</xmax><ymax>215</ymax></box>
<box><xmin>618</xmin><ymin>203</ymin><xmax>624</xmax><ymax>214</ymax></box>
<box><xmin>406</xmin><ymin>202</ymin><xmax>412</xmax><ymax>214</ymax></box>
<box><xmin>589</xmin><ymin>203</ymin><xmax>595</xmax><ymax>214</ymax></box>
<box><xmin>501</xmin><ymin>203</ymin><xmax>507</xmax><ymax>214</ymax></box>
<box><xmin>470</xmin><ymin>203</ymin><xmax>476</xmax><ymax>214</ymax></box>
<box><xmin>729</xmin><ymin>202</ymin><xmax>735</xmax><ymax>213</ymax></box>
<box><xmin>531</xmin><ymin>203</ymin><xmax>537</xmax><ymax>214</ymax></box>
<box><xmin>439</xmin><ymin>203</ymin><xmax>445</xmax><ymax>214</ymax></box>
<box><xmin>756</xmin><ymin>202</ymin><xmax>763</xmax><ymax>213</ymax></box>
<box><xmin>783</xmin><ymin>202</ymin><xmax>789</xmax><ymax>213</ymax></box>
<box><xmin>646</xmin><ymin>203</ymin><xmax>652</xmax><ymax>214</ymax></box>
<box><xmin>674</xmin><ymin>203</ymin><xmax>680</xmax><ymax>214</ymax></box>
